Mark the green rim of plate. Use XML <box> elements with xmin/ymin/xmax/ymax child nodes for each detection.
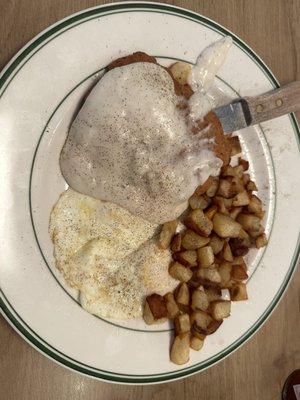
<box><xmin>0</xmin><ymin>2</ymin><xmax>299</xmax><ymax>384</ymax></box>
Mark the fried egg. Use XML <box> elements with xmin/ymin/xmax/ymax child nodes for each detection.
<box><xmin>49</xmin><ymin>189</ymin><xmax>177</xmax><ymax>319</ymax></box>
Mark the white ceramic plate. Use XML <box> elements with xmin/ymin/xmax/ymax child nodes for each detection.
<box><xmin>0</xmin><ymin>2</ymin><xmax>300</xmax><ymax>385</ymax></box>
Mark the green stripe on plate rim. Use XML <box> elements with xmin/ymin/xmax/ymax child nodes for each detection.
<box><xmin>0</xmin><ymin>1</ymin><xmax>299</xmax><ymax>384</ymax></box>
<box><xmin>28</xmin><ymin>56</ymin><xmax>276</xmax><ymax>333</ymax></box>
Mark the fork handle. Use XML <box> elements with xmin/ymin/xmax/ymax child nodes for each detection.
<box><xmin>244</xmin><ymin>81</ymin><xmax>300</xmax><ymax>125</ymax></box>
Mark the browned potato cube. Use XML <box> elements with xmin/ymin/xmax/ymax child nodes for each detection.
<box><xmin>204</xmin><ymin>205</ymin><xmax>218</xmax><ymax>220</ymax></box>
<box><xmin>222</xmin><ymin>242</ymin><xmax>233</xmax><ymax>262</ymax></box>
<box><xmin>181</xmin><ymin>230</ymin><xmax>210</xmax><ymax>250</ymax></box>
<box><xmin>158</xmin><ymin>220</ymin><xmax>178</xmax><ymax>249</ymax></box>
<box><xmin>191</xmin><ymin>288</ymin><xmax>209</xmax><ymax>311</ymax></box>
<box><xmin>212</xmin><ymin>196</ymin><xmax>229</xmax><ymax>214</ymax></box>
<box><xmin>247</xmin><ymin>194</ymin><xmax>263</xmax><ymax>214</ymax></box>
<box><xmin>206</xmin><ymin>177</ymin><xmax>219</xmax><ymax>197</ymax></box>
<box><xmin>232</xmin><ymin>191</ymin><xmax>250</xmax><ymax>207</ymax></box>
<box><xmin>170</xmin><ymin>333</ymin><xmax>190</xmax><ymax>365</ymax></box>
<box><xmin>229</xmin><ymin>136</ymin><xmax>242</xmax><ymax>156</ymax></box>
<box><xmin>238</xmin><ymin>158</ymin><xmax>249</xmax><ymax>171</ymax></box>
<box><xmin>229</xmin><ymin>237</ymin><xmax>252</xmax><ymax>256</ymax></box>
<box><xmin>255</xmin><ymin>210</ymin><xmax>265</xmax><ymax>219</ymax></box>
<box><xmin>205</xmin><ymin>320</ymin><xmax>223</xmax><ymax>334</ymax></box>
<box><xmin>191</xmin><ymin>324</ymin><xmax>206</xmax><ymax>340</ymax></box>
<box><xmin>190</xmin><ymin>310</ymin><xmax>212</xmax><ymax>331</ymax></box>
<box><xmin>247</xmin><ymin>180</ymin><xmax>258</xmax><ymax>192</ymax></box>
<box><xmin>210</xmin><ymin>234</ymin><xmax>225</xmax><ymax>254</ymax></box>
<box><xmin>197</xmin><ymin>246</ymin><xmax>214</xmax><ymax>268</ymax></box>
<box><xmin>231</xmin><ymin>176</ymin><xmax>245</xmax><ymax>193</ymax></box>
<box><xmin>236</xmin><ymin>213</ymin><xmax>261</xmax><ymax>233</ymax></box>
<box><xmin>197</xmin><ymin>267</ymin><xmax>221</xmax><ymax>284</ymax></box>
<box><xmin>242</xmin><ymin>173</ymin><xmax>250</xmax><ymax>185</ymax></box>
<box><xmin>230</xmin><ymin>207</ymin><xmax>243</xmax><ymax>220</ymax></box>
<box><xmin>210</xmin><ymin>300</ymin><xmax>231</xmax><ymax>320</ymax></box>
<box><xmin>248</xmin><ymin>225</ymin><xmax>265</xmax><ymax>238</ymax></box>
<box><xmin>231</xmin><ymin>264</ymin><xmax>248</xmax><ymax>281</ymax></box>
<box><xmin>217</xmin><ymin>179</ymin><xmax>235</xmax><ymax>198</ymax></box>
<box><xmin>230</xmin><ymin>282</ymin><xmax>248</xmax><ymax>301</ymax></box>
<box><xmin>174</xmin><ymin>250</ymin><xmax>197</xmax><ymax>267</ymax></box>
<box><xmin>164</xmin><ymin>292</ymin><xmax>180</xmax><ymax>319</ymax></box>
<box><xmin>256</xmin><ymin>233</ymin><xmax>268</xmax><ymax>248</ymax></box>
<box><xmin>205</xmin><ymin>287</ymin><xmax>222</xmax><ymax>302</ymax></box>
<box><xmin>218</xmin><ymin>262</ymin><xmax>232</xmax><ymax>288</ymax></box>
<box><xmin>175</xmin><ymin>283</ymin><xmax>190</xmax><ymax>307</ymax></box>
<box><xmin>143</xmin><ymin>294</ymin><xmax>168</xmax><ymax>325</ymax></box>
<box><xmin>174</xmin><ymin>313</ymin><xmax>191</xmax><ymax>335</ymax></box>
<box><xmin>184</xmin><ymin>209</ymin><xmax>213</xmax><ymax>237</ymax></box>
<box><xmin>171</xmin><ymin>233</ymin><xmax>182</xmax><ymax>252</ymax></box>
<box><xmin>222</xmin><ymin>165</ymin><xmax>244</xmax><ymax>179</ymax></box>
<box><xmin>213</xmin><ymin>213</ymin><xmax>244</xmax><ymax>238</ymax></box>
<box><xmin>169</xmin><ymin>262</ymin><xmax>193</xmax><ymax>282</ymax></box>
<box><xmin>195</xmin><ymin>176</ymin><xmax>215</xmax><ymax>196</ymax></box>
<box><xmin>190</xmin><ymin>336</ymin><xmax>204</xmax><ymax>351</ymax></box>
<box><xmin>189</xmin><ymin>193</ymin><xmax>211</xmax><ymax>210</ymax></box>
<box><xmin>169</xmin><ymin>61</ymin><xmax>192</xmax><ymax>85</ymax></box>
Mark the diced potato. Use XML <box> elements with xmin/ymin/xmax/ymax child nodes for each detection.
<box><xmin>255</xmin><ymin>210</ymin><xmax>265</xmax><ymax>219</ymax></box>
<box><xmin>184</xmin><ymin>209</ymin><xmax>213</xmax><ymax>237</ymax></box>
<box><xmin>143</xmin><ymin>294</ymin><xmax>168</xmax><ymax>325</ymax></box>
<box><xmin>230</xmin><ymin>282</ymin><xmax>248</xmax><ymax>301</ymax></box>
<box><xmin>197</xmin><ymin>267</ymin><xmax>221</xmax><ymax>284</ymax></box>
<box><xmin>238</xmin><ymin>158</ymin><xmax>249</xmax><ymax>171</ymax></box>
<box><xmin>170</xmin><ymin>333</ymin><xmax>190</xmax><ymax>365</ymax></box>
<box><xmin>230</xmin><ymin>207</ymin><xmax>243</xmax><ymax>220</ymax></box>
<box><xmin>195</xmin><ymin>176</ymin><xmax>215</xmax><ymax>196</ymax></box>
<box><xmin>232</xmin><ymin>191</ymin><xmax>250</xmax><ymax>207</ymax></box>
<box><xmin>218</xmin><ymin>262</ymin><xmax>232</xmax><ymax>288</ymax></box>
<box><xmin>247</xmin><ymin>194</ymin><xmax>262</xmax><ymax>214</ymax></box>
<box><xmin>210</xmin><ymin>300</ymin><xmax>231</xmax><ymax>320</ymax></box>
<box><xmin>222</xmin><ymin>242</ymin><xmax>233</xmax><ymax>262</ymax></box>
<box><xmin>171</xmin><ymin>233</ymin><xmax>182</xmax><ymax>252</ymax></box>
<box><xmin>229</xmin><ymin>237</ymin><xmax>252</xmax><ymax>256</ymax></box>
<box><xmin>247</xmin><ymin>180</ymin><xmax>258</xmax><ymax>192</ymax></box>
<box><xmin>212</xmin><ymin>196</ymin><xmax>229</xmax><ymax>214</ymax></box>
<box><xmin>204</xmin><ymin>287</ymin><xmax>222</xmax><ymax>302</ymax></box>
<box><xmin>191</xmin><ymin>288</ymin><xmax>209</xmax><ymax>311</ymax></box>
<box><xmin>175</xmin><ymin>283</ymin><xmax>190</xmax><ymax>307</ymax></box>
<box><xmin>164</xmin><ymin>292</ymin><xmax>180</xmax><ymax>319</ymax></box>
<box><xmin>210</xmin><ymin>234</ymin><xmax>225</xmax><ymax>255</ymax></box>
<box><xmin>213</xmin><ymin>213</ymin><xmax>244</xmax><ymax>238</ymax></box>
<box><xmin>174</xmin><ymin>250</ymin><xmax>197</xmax><ymax>267</ymax></box>
<box><xmin>190</xmin><ymin>336</ymin><xmax>204</xmax><ymax>351</ymax></box>
<box><xmin>231</xmin><ymin>176</ymin><xmax>245</xmax><ymax>193</ymax></box>
<box><xmin>197</xmin><ymin>246</ymin><xmax>214</xmax><ymax>268</ymax></box>
<box><xmin>169</xmin><ymin>61</ymin><xmax>192</xmax><ymax>85</ymax></box>
<box><xmin>248</xmin><ymin>225</ymin><xmax>265</xmax><ymax>238</ymax></box>
<box><xmin>229</xmin><ymin>136</ymin><xmax>242</xmax><ymax>156</ymax></box>
<box><xmin>191</xmin><ymin>324</ymin><xmax>206</xmax><ymax>340</ymax></box>
<box><xmin>189</xmin><ymin>193</ymin><xmax>211</xmax><ymax>210</ymax></box>
<box><xmin>169</xmin><ymin>262</ymin><xmax>193</xmax><ymax>282</ymax></box>
<box><xmin>174</xmin><ymin>313</ymin><xmax>191</xmax><ymax>335</ymax></box>
<box><xmin>205</xmin><ymin>320</ymin><xmax>223</xmax><ymax>334</ymax></box>
<box><xmin>206</xmin><ymin>177</ymin><xmax>219</xmax><ymax>197</ymax></box>
<box><xmin>224</xmin><ymin>198</ymin><xmax>233</xmax><ymax>209</ymax></box>
<box><xmin>256</xmin><ymin>233</ymin><xmax>268</xmax><ymax>248</ymax></box>
<box><xmin>222</xmin><ymin>165</ymin><xmax>244</xmax><ymax>179</ymax></box>
<box><xmin>236</xmin><ymin>213</ymin><xmax>261</xmax><ymax>233</ymax></box>
<box><xmin>204</xmin><ymin>205</ymin><xmax>218</xmax><ymax>220</ymax></box>
<box><xmin>242</xmin><ymin>173</ymin><xmax>250</xmax><ymax>185</ymax></box>
<box><xmin>231</xmin><ymin>263</ymin><xmax>248</xmax><ymax>281</ymax></box>
<box><xmin>190</xmin><ymin>310</ymin><xmax>212</xmax><ymax>331</ymax></box>
<box><xmin>158</xmin><ymin>220</ymin><xmax>178</xmax><ymax>249</ymax></box>
<box><xmin>181</xmin><ymin>230</ymin><xmax>210</xmax><ymax>250</ymax></box>
<box><xmin>217</xmin><ymin>179</ymin><xmax>235</xmax><ymax>198</ymax></box>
